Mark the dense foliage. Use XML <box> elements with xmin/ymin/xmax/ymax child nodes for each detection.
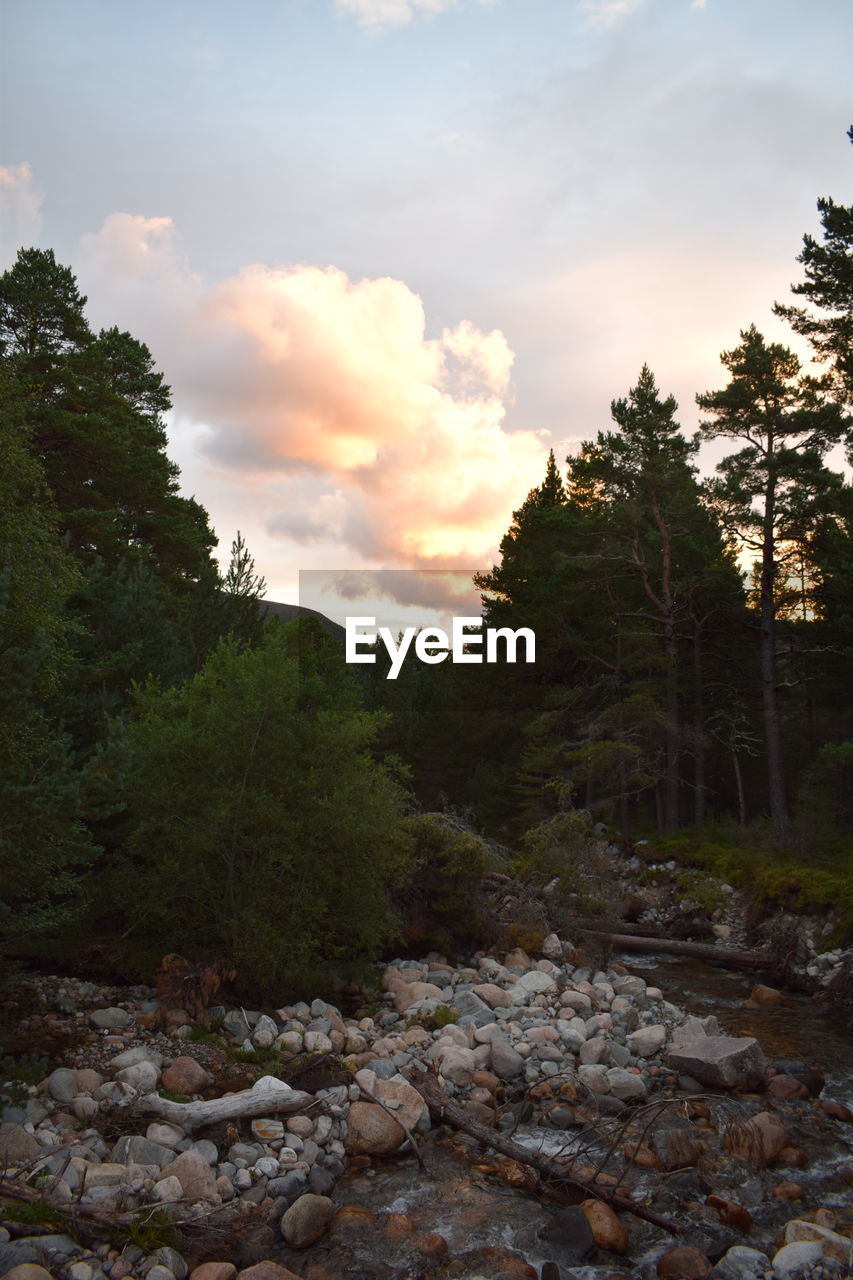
<box><xmin>1</xmin><ymin>127</ymin><xmax>851</xmax><ymax>990</ymax></box>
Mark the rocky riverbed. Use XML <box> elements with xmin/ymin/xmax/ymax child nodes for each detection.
<box><xmin>1</xmin><ymin>937</ymin><xmax>852</xmax><ymax>1280</ymax></box>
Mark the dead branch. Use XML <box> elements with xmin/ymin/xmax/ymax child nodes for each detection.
<box><xmin>578</xmin><ymin>929</ymin><xmax>776</xmax><ymax>973</ymax></box>
<box><xmin>412</xmin><ymin>1072</ymin><xmax>683</xmax><ymax>1235</ymax></box>
<box><xmin>128</xmin><ymin>1081</ymin><xmax>313</xmax><ymax>1132</ymax></box>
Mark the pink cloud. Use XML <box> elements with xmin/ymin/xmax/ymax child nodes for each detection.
<box><xmin>77</xmin><ymin>213</ymin><xmax>547</xmax><ymax>568</ymax></box>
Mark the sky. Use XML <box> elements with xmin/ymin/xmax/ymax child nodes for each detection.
<box><xmin>1</xmin><ymin>0</ymin><xmax>851</xmax><ymax>622</ymax></box>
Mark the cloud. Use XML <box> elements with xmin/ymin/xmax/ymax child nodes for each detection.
<box><xmin>0</xmin><ymin>162</ymin><xmax>43</xmax><ymax>265</ymax></box>
<box><xmin>77</xmin><ymin>212</ymin><xmax>547</xmax><ymax>568</ymax></box>
<box><xmin>578</xmin><ymin>0</ymin><xmax>642</xmax><ymax>31</ymax></box>
<box><xmin>335</xmin><ymin>0</ymin><xmax>492</xmax><ymax>31</ymax></box>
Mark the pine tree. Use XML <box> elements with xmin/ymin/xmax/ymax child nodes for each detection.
<box><xmin>697</xmin><ymin>325</ymin><xmax>850</xmax><ymax>833</ymax></box>
<box><xmin>774</xmin><ymin>125</ymin><xmax>853</xmax><ymax>407</ymax></box>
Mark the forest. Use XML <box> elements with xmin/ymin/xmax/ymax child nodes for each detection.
<box><xmin>1</xmin><ymin>132</ymin><xmax>851</xmax><ymax>1001</ymax></box>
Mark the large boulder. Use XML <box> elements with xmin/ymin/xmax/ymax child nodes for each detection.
<box><xmin>665</xmin><ymin>1034</ymin><xmax>768</xmax><ymax>1089</ymax></box>
<box><xmin>346</xmin><ymin>1101</ymin><xmax>413</xmax><ymax>1156</ymax></box>
<box><xmin>280</xmin><ymin>1194</ymin><xmax>334</xmax><ymax>1248</ymax></box>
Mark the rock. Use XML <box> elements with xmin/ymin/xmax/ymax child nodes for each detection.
<box><xmin>393</xmin><ymin>982</ymin><xmax>444</xmax><ymax>1013</ymax></box>
<box><xmin>3</xmin><ymin>1267</ymin><xmax>55</xmax><ymax>1280</ymax></box>
<box><xmin>345</xmin><ymin>1101</ymin><xmax>410</xmax><ymax>1156</ymax></box>
<box><xmin>504</xmin><ymin>948</ymin><xmax>532</xmax><ymax>971</ymax></box>
<box><xmin>542</xmin><ymin>933</ymin><xmax>564</xmax><ymax>960</ymax></box>
<box><xmin>113</xmin><ymin>1135</ymin><xmax>175</xmax><ymax>1168</ymax></box>
<box><xmin>744</xmin><ymin>984</ymin><xmax>782</xmax><ymax>1005</ymax></box>
<box><xmin>160</xmin><ymin>1056</ymin><xmax>212</xmax><ymax>1094</ymax></box>
<box><xmin>770</xmin><ymin>1059</ymin><xmax>825</xmax><ymax>1096</ymax></box>
<box><xmin>820</xmin><ymin>1098</ymin><xmax>853</xmax><ymax>1121</ymax></box>
<box><xmin>116</xmin><ymin>1060</ymin><xmax>160</xmax><ymax>1092</ymax></box>
<box><xmin>579</xmin><ymin>1036</ymin><xmax>608</xmax><ymax>1066</ymax></box>
<box><xmin>782</xmin><ymin>1218</ymin><xmax>853</xmax><ymax>1266</ymax></box>
<box><xmin>577</xmin><ymin>1065</ymin><xmax>610</xmax><ymax>1094</ymax></box>
<box><xmin>280</xmin><ymin>1194</ymin><xmax>334</xmax><ymax>1247</ymax></box>
<box><xmin>251</xmin><ymin>1119</ymin><xmax>285</xmax><ymax>1142</ymax></box>
<box><xmin>75</xmin><ymin>1068</ymin><xmax>104</xmax><ymax>1092</ymax></box>
<box><xmin>656</xmin><ymin>1245</ymin><xmax>711</xmax><ymax>1277</ymax></box>
<box><xmin>665</xmin><ymin>1035</ymin><xmax>768</xmax><ymax>1089</ymax></box>
<box><xmin>725</xmin><ymin>1110</ymin><xmax>787</xmax><ymax>1166</ymax></box>
<box><xmin>539</xmin><ymin>1205</ymin><xmax>596</xmax><ymax>1261</ymax></box>
<box><xmin>772</xmin><ymin>1180</ymin><xmax>802</xmax><ymax>1200</ymax></box>
<box><xmin>148</xmin><ymin>1249</ymin><xmax>188</xmax><ymax>1280</ymax></box>
<box><xmin>579</xmin><ymin>1198</ymin><xmax>628</xmax><ymax>1253</ymax></box>
<box><xmin>146</xmin><ymin>1122</ymin><xmax>185</xmax><ymax>1148</ymax></box>
<box><xmin>705</xmin><ymin>1195</ymin><xmax>752</xmax><ymax>1231</ymax></box>
<box><xmin>651</xmin><ymin>1121</ymin><xmax>702</xmax><ymax>1169</ymax></box>
<box><xmin>251</xmin><ymin>1014</ymin><xmax>278</xmax><ymax>1047</ymax></box>
<box><xmin>153</xmin><ymin>1175</ymin><xmax>184</xmax><ymax>1202</ymax></box>
<box><xmin>0</xmin><ymin>1122</ymin><xmax>40</xmax><ymax>1164</ymax></box>
<box><xmin>143</xmin><ymin>1267</ymin><xmax>176</xmax><ymax>1280</ymax></box>
<box><xmin>606</xmin><ymin>1067</ymin><xmax>646</xmax><ymax>1100</ymax></box>
<box><xmin>190</xmin><ymin>1267</ymin><xmax>237</xmax><ymax>1280</ymax></box>
<box><xmin>766</xmin><ymin>1074</ymin><xmax>809</xmax><ymax>1100</ymax></box>
<box><xmin>47</xmin><ymin>1067</ymin><xmax>78</xmax><ymax>1102</ymax></box>
<box><xmin>490</xmin><ymin>1035</ymin><xmax>525</xmax><ymax>1080</ymax></box>
<box><xmin>160</xmin><ymin>1150</ymin><xmax>218</xmax><ymax>1202</ymax></box>
<box><xmin>236</xmin><ymin>1266</ymin><xmax>302</xmax><ymax>1280</ymax></box>
<box><xmin>111</xmin><ymin>1046</ymin><xmax>163</xmax><ymax>1070</ymax></box>
<box><xmin>514</xmin><ymin>970</ymin><xmax>557</xmax><ymax>995</ymax></box>
<box><xmin>709</xmin><ymin>1245</ymin><xmax>771</xmax><ymax>1280</ymax></box>
<box><xmin>771</xmin><ymin>1241</ymin><xmax>823</xmax><ymax>1279</ymax></box>
<box><xmin>90</xmin><ymin>1007</ymin><xmax>134</xmax><ymax>1029</ymax></box>
<box><xmin>626</xmin><ymin>1024</ymin><xmax>667</xmax><ymax>1058</ymax></box>
<box><xmin>440</xmin><ymin>1045</ymin><xmax>476</xmax><ymax>1086</ymax></box>
<box><xmin>452</xmin><ymin>991</ymin><xmax>496</xmax><ymax>1026</ymax></box>
<box><xmin>472</xmin><ymin>984</ymin><xmax>513</xmax><ymax>1009</ymax></box>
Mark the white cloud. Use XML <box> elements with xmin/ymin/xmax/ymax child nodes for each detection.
<box><xmin>335</xmin><ymin>0</ymin><xmax>492</xmax><ymax>31</ymax></box>
<box><xmin>77</xmin><ymin>212</ymin><xmax>547</xmax><ymax>568</ymax></box>
<box><xmin>578</xmin><ymin>0</ymin><xmax>642</xmax><ymax>31</ymax></box>
<box><xmin>0</xmin><ymin>162</ymin><xmax>43</xmax><ymax>266</ymax></box>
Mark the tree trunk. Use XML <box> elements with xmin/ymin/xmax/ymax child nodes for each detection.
<box><xmin>760</xmin><ymin>466</ymin><xmax>790</xmax><ymax>833</ymax></box>
<box><xmin>127</xmin><ymin>1082</ymin><xmax>313</xmax><ymax>1132</ymax></box>
<box><xmin>693</xmin><ymin>623</ymin><xmax>706</xmax><ymax>827</ymax></box>
<box><xmin>578</xmin><ymin>928</ymin><xmax>776</xmax><ymax>972</ymax></box>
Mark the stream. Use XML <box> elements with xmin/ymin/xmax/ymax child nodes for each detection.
<box><xmin>274</xmin><ymin>954</ymin><xmax>853</xmax><ymax>1279</ymax></box>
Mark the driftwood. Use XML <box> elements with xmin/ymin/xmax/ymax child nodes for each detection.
<box><xmin>129</xmin><ymin>1080</ymin><xmax>313</xmax><ymax>1132</ymax></box>
<box><xmin>580</xmin><ymin>929</ymin><xmax>776</xmax><ymax>973</ymax></box>
<box><xmin>413</xmin><ymin>1072</ymin><xmax>683</xmax><ymax>1235</ymax></box>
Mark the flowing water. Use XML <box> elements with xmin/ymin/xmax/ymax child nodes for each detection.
<box><xmin>276</xmin><ymin>955</ymin><xmax>853</xmax><ymax>1278</ymax></box>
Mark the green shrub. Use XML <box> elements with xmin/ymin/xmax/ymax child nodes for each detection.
<box><xmin>397</xmin><ymin>813</ymin><xmax>487</xmax><ymax>949</ymax></box>
<box><xmin>119</xmin><ymin>621</ymin><xmax>413</xmax><ymax>997</ymax></box>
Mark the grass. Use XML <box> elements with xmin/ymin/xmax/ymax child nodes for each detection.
<box><xmin>649</xmin><ymin>830</ymin><xmax>853</xmax><ymax>946</ymax></box>
<box><xmin>1</xmin><ymin>1196</ymin><xmax>71</xmax><ymax>1229</ymax></box>
<box><xmin>112</xmin><ymin>1206</ymin><xmax>179</xmax><ymax>1253</ymax></box>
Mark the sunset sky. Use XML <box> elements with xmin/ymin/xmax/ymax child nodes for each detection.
<box><xmin>1</xmin><ymin>0</ymin><xmax>851</xmax><ymax>617</ymax></box>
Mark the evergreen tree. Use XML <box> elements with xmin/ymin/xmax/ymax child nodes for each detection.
<box><xmin>697</xmin><ymin>326</ymin><xmax>850</xmax><ymax>833</ymax></box>
<box><xmin>122</xmin><ymin>622</ymin><xmax>411</xmax><ymax>995</ymax></box>
<box><xmin>774</xmin><ymin>125</ymin><xmax>853</xmax><ymax>407</ymax></box>
<box><xmin>568</xmin><ymin>366</ymin><xmax>744</xmax><ymax>831</ymax></box>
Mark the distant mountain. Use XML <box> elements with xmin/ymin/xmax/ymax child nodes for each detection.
<box><xmin>261</xmin><ymin>600</ymin><xmax>345</xmax><ymax>643</ymax></box>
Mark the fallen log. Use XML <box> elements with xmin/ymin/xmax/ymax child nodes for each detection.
<box><xmin>128</xmin><ymin>1078</ymin><xmax>314</xmax><ymax>1131</ymax></box>
<box><xmin>579</xmin><ymin>930</ymin><xmax>776</xmax><ymax>973</ymax></box>
<box><xmin>412</xmin><ymin>1072</ymin><xmax>683</xmax><ymax>1236</ymax></box>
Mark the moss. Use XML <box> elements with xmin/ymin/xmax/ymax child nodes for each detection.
<box><xmin>649</xmin><ymin>830</ymin><xmax>853</xmax><ymax>945</ymax></box>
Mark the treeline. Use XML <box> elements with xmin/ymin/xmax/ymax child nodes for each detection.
<box><xmin>366</xmin><ymin>132</ymin><xmax>853</xmax><ymax>854</ymax></box>
<box><xmin>1</xmin><ymin>131</ymin><xmax>851</xmax><ymax>994</ymax></box>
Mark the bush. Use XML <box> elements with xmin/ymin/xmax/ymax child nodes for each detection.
<box><xmin>120</xmin><ymin>621</ymin><xmax>412</xmax><ymax>997</ymax></box>
<box><xmin>397</xmin><ymin>812</ymin><xmax>487</xmax><ymax>950</ymax></box>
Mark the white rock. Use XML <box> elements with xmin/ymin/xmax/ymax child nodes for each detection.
<box><xmin>153</xmin><ymin>1175</ymin><xmax>184</xmax><ymax>1202</ymax></box>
